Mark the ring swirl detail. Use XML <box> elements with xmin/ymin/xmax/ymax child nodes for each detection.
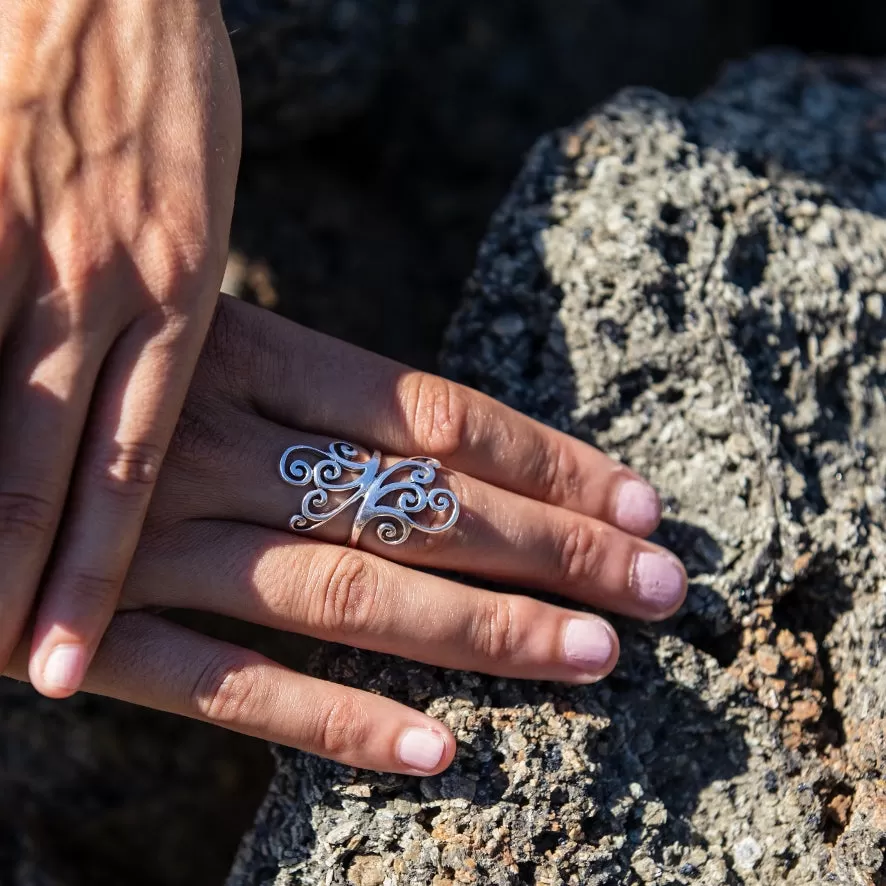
<box><xmin>279</xmin><ymin>441</ymin><xmax>460</xmax><ymax>546</ymax></box>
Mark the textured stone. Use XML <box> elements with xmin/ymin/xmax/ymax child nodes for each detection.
<box><xmin>227</xmin><ymin>0</ymin><xmax>763</xmax><ymax>365</ymax></box>
<box><xmin>230</xmin><ymin>54</ymin><xmax>886</xmax><ymax>885</ymax></box>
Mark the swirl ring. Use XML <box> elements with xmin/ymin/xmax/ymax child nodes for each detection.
<box><xmin>278</xmin><ymin>441</ymin><xmax>461</xmax><ymax>548</ymax></box>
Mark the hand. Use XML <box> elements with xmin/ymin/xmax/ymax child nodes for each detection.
<box><xmin>0</xmin><ymin>0</ymin><xmax>240</xmax><ymax>696</ymax></box>
<box><xmin>4</xmin><ymin>297</ymin><xmax>687</xmax><ymax>774</ymax></box>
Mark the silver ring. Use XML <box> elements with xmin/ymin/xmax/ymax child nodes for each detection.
<box><xmin>279</xmin><ymin>441</ymin><xmax>460</xmax><ymax>548</ymax></box>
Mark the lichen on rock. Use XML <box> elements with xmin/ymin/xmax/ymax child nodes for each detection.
<box><xmin>229</xmin><ymin>53</ymin><xmax>886</xmax><ymax>885</ymax></box>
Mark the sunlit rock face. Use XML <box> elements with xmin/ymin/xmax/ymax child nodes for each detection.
<box><xmin>230</xmin><ymin>54</ymin><xmax>886</xmax><ymax>886</ymax></box>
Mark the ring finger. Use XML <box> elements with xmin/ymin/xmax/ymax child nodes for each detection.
<box><xmin>176</xmin><ymin>419</ymin><xmax>687</xmax><ymax>621</ymax></box>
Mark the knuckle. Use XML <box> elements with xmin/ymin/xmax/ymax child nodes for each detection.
<box><xmin>168</xmin><ymin>388</ymin><xmax>256</xmax><ymax>466</ymax></box>
<box><xmin>192</xmin><ymin>651</ymin><xmax>266</xmax><ymax>724</ymax></box>
<box><xmin>471</xmin><ymin>597</ymin><xmax>521</xmax><ymax>663</ymax></box>
<box><xmin>54</xmin><ymin>254</ymin><xmax>104</xmax><ymax>305</ymax></box>
<box><xmin>168</xmin><ymin>402</ymin><xmax>225</xmax><ymax>470</ymax></box>
<box><xmin>402</xmin><ymin>373</ymin><xmax>469</xmax><ymax>458</ymax></box>
<box><xmin>556</xmin><ymin>521</ymin><xmax>603</xmax><ymax>585</ymax></box>
<box><xmin>168</xmin><ymin>238</ymin><xmax>214</xmax><ymax>284</ymax></box>
<box><xmin>93</xmin><ymin>440</ymin><xmax>165</xmax><ymax>497</ymax></box>
<box><xmin>135</xmin><ymin>222</ymin><xmax>217</xmax><ymax>307</ymax></box>
<box><xmin>199</xmin><ymin>296</ymin><xmax>281</xmax><ymax>403</ymax></box>
<box><xmin>0</xmin><ymin>488</ymin><xmax>57</xmax><ymax>544</ymax></box>
<box><xmin>51</xmin><ymin>253</ymin><xmax>117</xmax><ymax>319</ymax></box>
<box><xmin>311</xmin><ymin>694</ymin><xmax>369</xmax><ymax>759</ymax></box>
<box><xmin>536</xmin><ymin>442</ymin><xmax>584</xmax><ymax>505</ymax></box>
<box><xmin>165</xmin><ymin>405</ymin><xmax>257</xmax><ymax>490</ymax></box>
<box><xmin>316</xmin><ymin>550</ymin><xmax>381</xmax><ymax>636</ymax></box>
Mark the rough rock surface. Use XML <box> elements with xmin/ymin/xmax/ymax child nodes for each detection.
<box><xmin>227</xmin><ymin>0</ymin><xmax>762</xmax><ymax>366</ymax></box>
<box><xmin>229</xmin><ymin>54</ymin><xmax>886</xmax><ymax>885</ymax></box>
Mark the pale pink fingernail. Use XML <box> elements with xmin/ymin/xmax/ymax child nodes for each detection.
<box><xmin>614</xmin><ymin>479</ymin><xmax>660</xmax><ymax>535</ymax></box>
<box><xmin>42</xmin><ymin>645</ymin><xmax>86</xmax><ymax>692</ymax></box>
<box><xmin>632</xmin><ymin>552</ymin><xmax>686</xmax><ymax>614</ymax></box>
<box><xmin>562</xmin><ymin>619</ymin><xmax>614</xmax><ymax>673</ymax></box>
<box><xmin>398</xmin><ymin>728</ymin><xmax>446</xmax><ymax>772</ymax></box>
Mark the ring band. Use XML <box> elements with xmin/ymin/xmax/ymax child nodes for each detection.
<box><xmin>279</xmin><ymin>441</ymin><xmax>460</xmax><ymax>547</ymax></box>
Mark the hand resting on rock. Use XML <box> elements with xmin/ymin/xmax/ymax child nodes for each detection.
<box><xmin>4</xmin><ymin>296</ymin><xmax>687</xmax><ymax>774</ymax></box>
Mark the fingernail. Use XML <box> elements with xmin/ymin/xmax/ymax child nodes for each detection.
<box><xmin>632</xmin><ymin>552</ymin><xmax>686</xmax><ymax>613</ymax></box>
<box><xmin>614</xmin><ymin>479</ymin><xmax>660</xmax><ymax>535</ymax></box>
<box><xmin>562</xmin><ymin>619</ymin><xmax>614</xmax><ymax>673</ymax></box>
<box><xmin>42</xmin><ymin>644</ymin><xmax>86</xmax><ymax>692</ymax></box>
<box><xmin>398</xmin><ymin>728</ymin><xmax>446</xmax><ymax>773</ymax></box>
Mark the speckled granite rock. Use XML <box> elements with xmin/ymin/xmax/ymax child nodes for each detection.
<box><xmin>229</xmin><ymin>53</ymin><xmax>886</xmax><ymax>885</ymax></box>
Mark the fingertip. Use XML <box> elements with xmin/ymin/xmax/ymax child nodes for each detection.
<box><xmin>561</xmin><ymin>616</ymin><xmax>620</xmax><ymax>682</ymax></box>
<box><xmin>612</xmin><ymin>478</ymin><xmax>662</xmax><ymax>537</ymax></box>
<box><xmin>29</xmin><ymin>642</ymin><xmax>87</xmax><ymax>698</ymax></box>
<box><xmin>396</xmin><ymin>724</ymin><xmax>454</xmax><ymax>775</ymax></box>
<box><xmin>631</xmin><ymin>550</ymin><xmax>688</xmax><ymax>620</ymax></box>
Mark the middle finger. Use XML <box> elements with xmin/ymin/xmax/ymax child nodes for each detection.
<box><xmin>127</xmin><ymin>521</ymin><xmax>620</xmax><ymax>684</ymax></box>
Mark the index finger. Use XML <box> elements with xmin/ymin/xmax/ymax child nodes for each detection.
<box><xmin>216</xmin><ymin>297</ymin><xmax>661</xmax><ymax>537</ymax></box>
<box><xmin>28</xmin><ymin>312</ymin><xmax>207</xmax><ymax>698</ymax></box>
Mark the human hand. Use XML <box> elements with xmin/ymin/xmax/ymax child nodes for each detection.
<box><xmin>5</xmin><ymin>297</ymin><xmax>687</xmax><ymax>774</ymax></box>
<box><xmin>0</xmin><ymin>0</ymin><xmax>240</xmax><ymax>695</ymax></box>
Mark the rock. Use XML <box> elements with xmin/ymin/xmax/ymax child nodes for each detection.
<box><xmin>0</xmin><ymin>677</ymin><xmax>272</xmax><ymax>886</ymax></box>
<box><xmin>224</xmin><ymin>0</ymin><xmax>760</xmax><ymax>150</ymax></box>
<box><xmin>228</xmin><ymin>0</ymin><xmax>764</xmax><ymax>366</ymax></box>
<box><xmin>0</xmin><ymin>606</ymin><xmax>303</xmax><ymax>886</ymax></box>
<box><xmin>230</xmin><ymin>53</ymin><xmax>886</xmax><ymax>885</ymax></box>
<box><xmin>222</xmin><ymin>0</ymin><xmax>417</xmax><ymax>146</ymax></box>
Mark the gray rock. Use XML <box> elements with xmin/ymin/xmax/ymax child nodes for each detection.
<box><xmin>230</xmin><ymin>53</ymin><xmax>886</xmax><ymax>885</ymax></box>
<box><xmin>228</xmin><ymin>0</ymin><xmax>764</xmax><ymax>366</ymax></box>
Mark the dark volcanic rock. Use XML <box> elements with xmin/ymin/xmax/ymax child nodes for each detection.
<box><xmin>230</xmin><ymin>54</ymin><xmax>886</xmax><ymax>885</ymax></box>
<box><xmin>223</xmin><ymin>0</ymin><xmax>759</xmax><ymax>150</ymax></box>
<box><xmin>0</xmin><ymin>676</ymin><xmax>271</xmax><ymax>886</ymax></box>
<box><xmin>222</xmin><ymin>0</ymin><xmax>417</xmax><ymax>146</ymax></box>
<box><xmin>226</xmin><ymin>0</ymin><xmax>763</xmax><ymax>365</ymax></box>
